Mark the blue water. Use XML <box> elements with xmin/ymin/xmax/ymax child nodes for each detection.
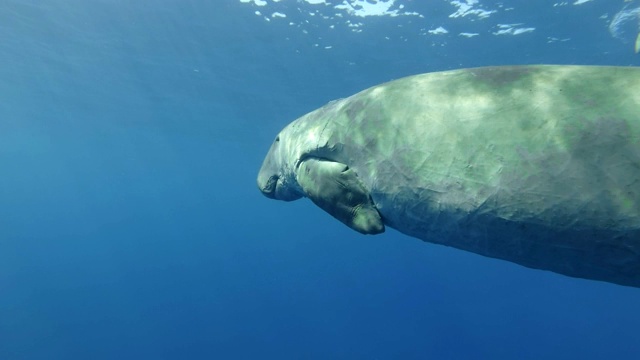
<box><xmin>1</xmin><ymin>1</ymin><xmax>640</xmax><ymax>359</ymax></box>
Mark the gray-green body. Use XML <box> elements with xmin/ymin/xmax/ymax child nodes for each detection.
<box><xmin>257</xmin><ymin>65</ymin><xmax>640</xmax><ymax>288</ymax></box>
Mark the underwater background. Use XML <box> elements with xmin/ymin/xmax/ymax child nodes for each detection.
<box><xmin>2</xmin><ymin>0</ymin><xmax>640</xmax><ymax>358</ymax></box>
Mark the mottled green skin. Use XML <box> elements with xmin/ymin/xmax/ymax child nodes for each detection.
<box><xmin>258</xmin><ymin>65</ymin><xmax>640</xmax><ymax>287</ymax></box>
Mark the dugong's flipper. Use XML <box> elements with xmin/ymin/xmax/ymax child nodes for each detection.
<box><xmin>297</xmin><ymin>158</ymin><xmax>384</xmax><ymax>234</ymax></box>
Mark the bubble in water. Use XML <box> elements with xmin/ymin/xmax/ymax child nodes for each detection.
<box><xmin>609</xmin><ymin>2</ymin><xmax>640</xmax><ymax>44</ymax></box>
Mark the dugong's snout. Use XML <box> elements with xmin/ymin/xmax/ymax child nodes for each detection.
<box><xmin>257</xmin><ymin>166</ymin><xmax>303</xmax><ymax>201</ymax></box>
<box><xmin>257</xmin><ymin>172</ymin><xmax>278</xmax><ymax>199</ymax></box>
<box><xmin>257</xmin><ymin>146</ymin><xmax>303</xmax><ymax>202</ymax></box>
<box><xmin>257</xmin><ymin>136</ymin><xmax>282</xmax><ymax>199</ymax></box>
<box><xmin>257</xmin><ymin>129</ymin><xmax>306</xmax><ymax>202</ymax></box>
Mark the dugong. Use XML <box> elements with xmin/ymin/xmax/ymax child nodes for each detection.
<box><xmin>257</xmin><ymin>65</ymin><xmax>640</xmax><ymax>288</ymax></box>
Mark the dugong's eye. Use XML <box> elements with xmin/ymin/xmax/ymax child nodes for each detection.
<box><xmin>275</xmin><ymin>136</ymin><xmax>280</xmax><ymax>143</ymax></box>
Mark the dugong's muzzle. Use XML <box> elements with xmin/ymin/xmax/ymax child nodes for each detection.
<box><xmin>257</xmin><ymin>172</ymin><xmax>278</xmax><ymax>199</ymax></box>
<box><xmin>257</xmin><ymin>152</ymin><xmax>302</xmax><ymax>202</ymax></box>
<box><xmin>257</xmin><ymin>171</ymin><xmax>302</xmax><ymax>201</ymax></box>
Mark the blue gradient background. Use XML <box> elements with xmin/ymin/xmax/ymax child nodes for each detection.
<box><xmin>1</xmin><ymin>1</ymin><xmax>640</xmax><ymax>359</ymax></box>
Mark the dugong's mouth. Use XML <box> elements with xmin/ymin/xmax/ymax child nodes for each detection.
<box><xmin>257</xmin><ymin>174</ymin><xmax>303</xmax><ymax>202</ymax></box>
<box><xmin>258</xmin><ymin>175</ymin><xmax>278</xmax><ymax>199</ymax></box>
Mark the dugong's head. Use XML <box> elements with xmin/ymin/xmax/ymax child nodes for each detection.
<box><xmin>256</xmin><ymin>111</ymin><xmax>330</xmax><ymax>201</ymax></box>
<box><xmin>257</xmin><ymin>101</ymin><xmax>385</xmax><ymax>235</ymax></box>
